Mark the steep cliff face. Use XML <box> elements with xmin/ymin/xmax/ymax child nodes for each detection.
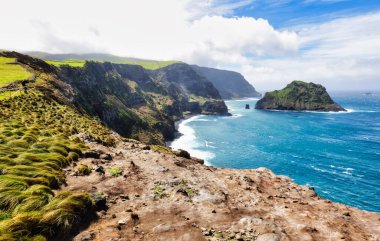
<box><xmin>256</xmin><ymin>80</ymin><xmax>346</xmax><ymax>112</ymax></box>
<box><xmin>1</xmin><ymin>51</ymin><xmax>229</xmax><ymax>144</ymax></box>
<box><xmin>192</xmin><ymin>65</ymin><xmax>261</xmax><ymax>99</ymax></box>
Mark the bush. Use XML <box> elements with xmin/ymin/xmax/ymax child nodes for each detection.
<box><xmin>77</xmin><ymin>164</ymin><xmax>92</xmax><ymax>176</ymax></box>
<box><xmin>108</xmin><ymin>167</ymin><xmax>123</xmax><ymax>177</ymax></box>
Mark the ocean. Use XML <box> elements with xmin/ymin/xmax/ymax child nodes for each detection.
<box><xmin>170</xmin><ymin>92</ymin><xmax>380</xmax><ymax>212</ymax></box>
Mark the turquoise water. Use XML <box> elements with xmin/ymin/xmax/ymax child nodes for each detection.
<box><xmin>171</xmin><ymin>92</ymin><xmax>380</xmax><ymax>212</ymax></box>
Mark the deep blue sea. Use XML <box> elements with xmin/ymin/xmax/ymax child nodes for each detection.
<box><xmin>170</xmin><ymin>92</ymin><xmax>380</xmax><ymax>212</ymax></box>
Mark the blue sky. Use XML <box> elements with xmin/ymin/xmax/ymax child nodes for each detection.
<box><xmin>1</xmin><ymin>0</ymin><xmax>380</xmax><ymax>90</ymax></box>
<box><xmin>234</xmin><ymin>0</ymin><xmax>380</xmax><ymax>28</ymax></box>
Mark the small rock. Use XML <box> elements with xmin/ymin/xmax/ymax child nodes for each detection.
<box><xmin>176</xmin><ymin>149</ymin><xmax>191</xmax><ymax>159</ymax></box>
<box><xmin>159</xmin><ymin>166</ymin><xmax>169</xmax><ymax>172</ymax></box>
<box><xmin>131</xmin><ymin>213</ymin><xmax>139</xmax><ymax>220</ymax></box>
<box><xmin>94</xmin><ymin>165</ymin><xmax>105</xmax><ymax>174</ymax></box>
<box><xmin>118</xmin><ymin>220</ymin><xmax>126</xmax><ymax>226</ymax></box>
<box><xmin>212</xmin><ymin>210</ymin><xmax>216</xmax><ymax>213</ymax></box>
<box><xmin>73</xmin><ymin>231</ymin><xmax>96</xmax><ymax>241</ymax></box>
<box><xmin>112</xmin><ymin>214</ymin><xmax>116</xmax><ymax>219</ymax></box>
<box><xmin>343</xmin><ymin>212</ymin><xmax>351</xmax><ymax>217</ymax></box>
<box><xmin>83</xmin><ymin>150</ymin><xmax>100</xmax><ymax>159</ymax></box>
<box><xmin>90</xmin><ymin>193</ymin><xmax>107</xmax><ymax>211</ymax></box>
<box><xmin>256</xmin><ymin>233</ymin><xmax>280</xmax><ymax>241</ymax></box>
<box><xmin>100</xmin><ymin>153</ymin><xmax>112</xmax><ymax>160</ymax></box>
<box><xmin>120</xmin><ymin>194</ymin><xmax>129</xmax><ymax>201</ymax></box>
<box><xmin>142</xmin><ymin>145</ymin><xmax>151</xmax><ymax>150</ymax></box>
<box><xmin>152</xmin><ymin>224</ymin><xmax>171</xmax><ymax>233</ymax></box>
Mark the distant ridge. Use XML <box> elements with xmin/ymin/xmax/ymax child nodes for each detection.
<box><xmin>192</xmin><ymin>65</ymin><xmax>261</xmax><ymax>99</ymax></box>
<box><xmin>25</xmin><ymin>51</ymin><xmax>180</xmax><ymax>70</ymax></box>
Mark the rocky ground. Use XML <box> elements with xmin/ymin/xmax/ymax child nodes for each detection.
<box><xmin>65</xmin><ymin>137</ymin><xmax>380</xmax><ymax>241</ymax></box>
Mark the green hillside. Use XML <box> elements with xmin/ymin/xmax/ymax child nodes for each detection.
<box><xmin>27</xmin><ymin>52</ymin><xmax>179</xmax><ymax>70</ymax></box>
<box><xmin>0</xmin><ymin>57</ymin><xmax>33</xmax><ymax>87</ymax></box>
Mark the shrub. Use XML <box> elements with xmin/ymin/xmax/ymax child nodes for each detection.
<box><xmin>108</xmin><ymin>167</ymin><xmax>123</xmax><ymax>177</ymax></box>
<box><xmin>76</xmin><ymin>164</ymin><xmax>92</xmax><ymax>176</ymax></box>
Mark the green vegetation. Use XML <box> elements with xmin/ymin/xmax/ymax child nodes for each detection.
<box><xmin>45</xmin><ymin>59</ymin><xmax>86</xmax><ymax>67</ymax></box>
<box><xmin>177</xmin><ymin>180</ymin><xmax>194</xmax><ymax>198</ymax></box>
<box><xmin>152</xmin><ymin>184</ymin><xmax>166</xmax><ymax>200</ymax></box>
<box><xmin>44</xmin><ymin>58</ymin><xmax>178</xmax><ymax>70</ymax></box>
<box><xmin>0</xmin><ymin>91</ymin><xmax>115</xmax><ymax>240</ymax></box>
<box><xmin>256</xmin><ymin>80</ymin><xmax>345</xmax><ymax>111</ymax></box>
<box><xmin>108</xmin><ymin>167</ymin><xmax>123</xmax><ymax>177</ymax></box>
<box><xmin>119</xmin><ymin>59</ymin><xmax>179</xmax><ymax>70</ymax></box>
<box><xmin>77</xmin><ymin>164</ymin><xmax>92</xmax><ymax>176</ymax></box>
<box><xmin>151</xmin><ymin>145</ymin><xmax>176</xmax><ymax>155</ymax></box>
<box><xmin>0</xmin><ymin>57</ymin><xmax>32</xmax><ymax>87</ymax></box>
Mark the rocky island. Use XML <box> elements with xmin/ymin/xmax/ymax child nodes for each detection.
<box><xmin>255</xmin><ymin>80</ymin><xmax>346</xmax><ymax>112</ymax></box>
<box><xmin>0</xmin><ymin>52</ymin><xmax>378</xmax><ymax>241</ymax></box>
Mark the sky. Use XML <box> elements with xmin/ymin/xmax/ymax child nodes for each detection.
<box><xmin>1</xmin><ymin>0</ymin><xmax>380</xmax><ymax>91</ymax></box>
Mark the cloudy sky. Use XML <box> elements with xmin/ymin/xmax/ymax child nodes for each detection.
<box><xmin>1</xmin><ymin>0</ymin><xmax>380</xmax><ymax>91</ymax></box>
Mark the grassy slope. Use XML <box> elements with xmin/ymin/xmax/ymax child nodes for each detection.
<box><xmin>0</xmin><ymin>57</ymin><xmax>33</xmax><ymax>87</ymax></box>
<box><xmin>0</xmin><ymin>90</ymin><xmax>115</xmax><ymax>241</ymax></box>
<box><xmin>45</xmin><ymin>58</ymin><xmax>178</xmax><ymax>70</ymax></box>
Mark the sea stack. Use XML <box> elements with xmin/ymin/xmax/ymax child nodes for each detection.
<box><xmin>255</xmin><ymin>80</ymin><xmax>346</xmax><ymax>112</ymax></box>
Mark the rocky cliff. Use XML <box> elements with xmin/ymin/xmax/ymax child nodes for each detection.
<box><xmin>192</xmin><ymin>65</ymin><xmax>261</xmax><ymax>99</ymax></box>
<box><xmin>1</xmin><ymin>51</ymin><xmax>228</xmax><ymax>145</ymax></box>
<box><xmin>256</xmin><ymin>80</ymin><xmax>346</xmax><ymax>112</ymax></box>
<box><xmin>0</xmin><ymin>52</ymin><xmax>378</xmax><ymax>241</ymax></box>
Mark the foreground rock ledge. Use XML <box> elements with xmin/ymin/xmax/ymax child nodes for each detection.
<box><xmin>67</xmin><ymin>139</ymin><xmax>379</xmax><ymax>241</ymax></box>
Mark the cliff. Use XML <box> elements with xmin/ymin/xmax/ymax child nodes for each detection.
<box><xmin>256</xmin><ymin>80</ymin><xmax>346</xmax><ymax>112</ymax></box>
<box><xmin>0</xmin><ymin>51</ymin><xmax>228</xmax><ymax>145</ymax></box>
<box><xmin>0</xmin><ymin>52</ymin><xmax>378</xmax><ymax>241</ymax></box>
<box><xmin>192</xmin><ymin>65</ymin><xmax>261</xmax><ymax>99</ymax></box>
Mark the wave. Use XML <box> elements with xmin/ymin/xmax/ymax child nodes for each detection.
<box><xmin>170</xmin><ymin>115</ymin><xmax>215</xmax><ymax>165</ymax></box>
<box><xmin>225</xmin><ymin>97</ymin><xmax>260</xmax><ymax>103</ymax></box>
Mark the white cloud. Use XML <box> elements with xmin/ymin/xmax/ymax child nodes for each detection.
<box><xmin>0</xmin><ymin>0</ymin><xmax>295</xmax><ymax>60</ymax></box>
<box><xmin>0</xmin><ymin>0</ymin><xmax>379</xmax><ymax>91</ymax></box>
<box><xmin>243</xmin><ymin>12</ymin><xmax>380</xmax><ymax>91</ymax></box>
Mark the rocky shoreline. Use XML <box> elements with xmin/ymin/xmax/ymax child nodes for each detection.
<box><xmin>68</xmin><ymin>134</ymin><xmax>380</xmax><ymax>241</ymax></box>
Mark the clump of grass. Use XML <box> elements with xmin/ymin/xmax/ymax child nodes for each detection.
<box><xmin>0</xmin><ymin>91</ymin><xmax>114</xmax><ymax>240</ymax></box>
<box><xmin>152</xmin><ymin>184</ymin><xmax>167</xmax><ymax>200</ymax></box>
<box><xmin>76</xmin><ymin>164</ymin><xmax>92</xmax><ymax>176</ymax></box>
<box><xmin>151</xmin><ymin>145</ymin><xmax>176</xmax><ymax>155</ymax></box>
<box><xmin>108</xmin><ymin>167</ymin><xmax>123</xmax><ymax>177</ymax></box>
<box><xmin>177</xmin><ymin>180</ymin><xmax>195</xmax><ymax>198</ymax></box>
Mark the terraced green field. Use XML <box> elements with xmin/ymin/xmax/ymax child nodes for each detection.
<box><xmin>0</xmin><ymin>91</ymin><xmax>115</xmax><ymax>241</ymax></box>
<box><xmin>0</xmin><ymin>57</ymin><xmax>33</xmax><ymax>87</ymax></box>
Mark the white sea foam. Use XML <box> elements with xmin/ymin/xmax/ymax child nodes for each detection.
<box><xmin>225</xmin><ymin>97</ymin><xmax>260</xmax><ymax>103</ymax></box>
<box><xmin>170</xmin><ymin>116</ymin><xmax>215</xmax><ymax>165</ymax></box>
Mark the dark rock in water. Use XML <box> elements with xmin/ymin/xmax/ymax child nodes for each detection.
<box><xmin>245</xmin><ymin>104</ymin><xmax>250</xmax><ymax>109</ymax></box>
<box><xmin>255</xmin><ymin>81</ymin><xmax>346</xmax><ymax>112</ymax></box>
<box><xmin>202</xmin><ymin>100</ymin><xmax>229</xmax><ymax>115</ymax></box>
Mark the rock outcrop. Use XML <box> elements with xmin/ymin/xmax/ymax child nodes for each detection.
<box><xmin>192</xmin><ymin>65</ymin><xmax>261</xmax><ymax>99</ymax></box>
<box><xmin>68</xmin><ymin>137</ymin><xmax>380</xmax><ymax>241</ymax></box>
<box><xmin>0</xmin><ymin>51</ymin><xmax>229</xmax><ymax>145</ymax></box>
<box><xmin>256</xmin><ymin>80</ymin><xmax>346</xmax><ymax>112</ymax></box>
